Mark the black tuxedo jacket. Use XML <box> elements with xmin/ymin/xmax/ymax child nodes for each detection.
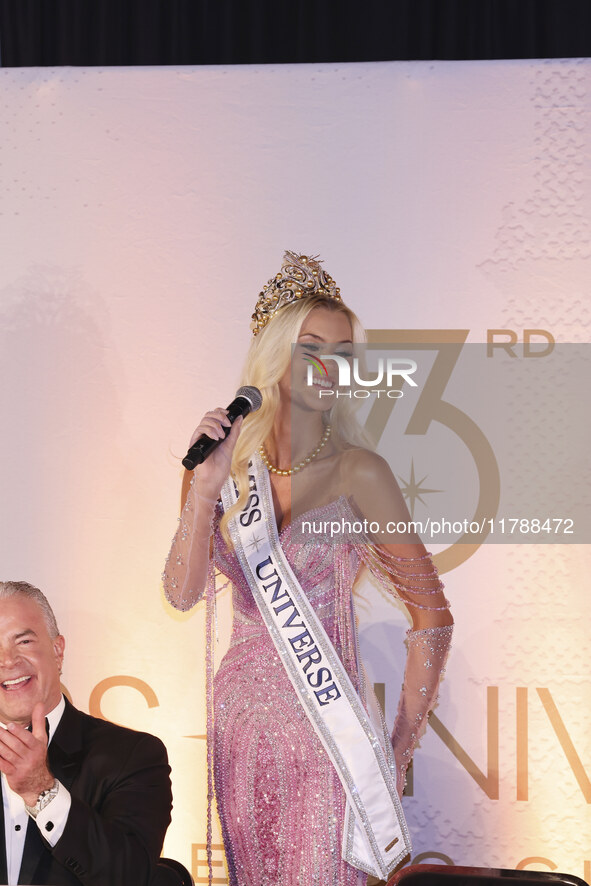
<box><xmin>0</xmin><ymin>698</ymin><xmax>172</xmax><ymax>885</ymax></box>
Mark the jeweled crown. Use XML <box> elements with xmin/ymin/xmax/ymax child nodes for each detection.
<box><xmin>251</xmin><ymin>251</ymin><xmax>342</xmax><ymax>335</ymax></box>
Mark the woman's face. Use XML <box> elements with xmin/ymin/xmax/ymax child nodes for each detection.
<box><xmin>278</xmin><ymin>306</ymin><xmax>353</xmax><ymax>412</ymax></box>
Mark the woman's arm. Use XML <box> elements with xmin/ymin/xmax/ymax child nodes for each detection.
<box><xmin>161</xmin><ymin>475</ymin><xmax>218</xmax><ymax>611</ymax></box>
<box><xmin>346</xmin><ymin>449</ymin><xmax>453</xmax><ymax>795</ymax></box>
<box><xmin>162</xmin><ymin>409</ymin><xmax>242</xmax><ymax>611</ymax></box>
<box><xmin>391</xmin><ymin>622</ymin><xmax>453</xmax><ymax>794</ymax></box>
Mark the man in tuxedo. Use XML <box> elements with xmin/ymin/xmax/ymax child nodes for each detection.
<box><xmin>0</xmin><ymin>581</ymin><xmax>173</xmax><ymax>885</ymax></box>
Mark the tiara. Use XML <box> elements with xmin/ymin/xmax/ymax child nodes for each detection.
<box><xmin>251</xmin><ymin>250</ymin><xmax>342</xmax><ymax>335</ymax></box>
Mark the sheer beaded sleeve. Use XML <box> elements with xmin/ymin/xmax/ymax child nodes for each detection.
<box><xmin>392</xmin><ymin>624</ymin><xmax>452</xmax><ymax>794</ymax></box>
<box><xmin>162</xmin><ymin>477</ymin><xmax>217</xmax><ymax>611</ymax></box>
<box><xmin>355</xmin><ymin>542</ymin><xmax>452</xmax><ymax>795</ymax></box>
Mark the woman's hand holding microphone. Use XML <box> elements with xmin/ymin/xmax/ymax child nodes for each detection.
<box><xmin>182</xmin><ymin>386</ymin><xmax>262</xmax><ymax>500</ymax></box>
<box><xmin>187</xmin><ymin>408</ymin><xmax>243</xmax><ymax>501</ymax></box>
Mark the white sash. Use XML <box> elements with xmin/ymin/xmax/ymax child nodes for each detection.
<box><xmin>220</xmin><ymin>454</ymin><xmax>411</xmax><ymax>879</ymax></box>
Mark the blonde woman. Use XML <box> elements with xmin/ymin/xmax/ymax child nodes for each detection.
<box><xmin>163</xmin><ymin>252</ymin><xmax>452</xmax><ymax>886</ymax></box>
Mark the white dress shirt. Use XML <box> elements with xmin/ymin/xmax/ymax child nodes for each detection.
<box><xmin>1</xmin><ymin>696</ymin><xmax>72</xmax><ymax>885</ymax></box>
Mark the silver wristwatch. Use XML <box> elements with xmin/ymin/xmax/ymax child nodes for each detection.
<box><xmin>24</xmin><ymin>779</ymin><xmax>59</xmax><ymax>818</ymax></box>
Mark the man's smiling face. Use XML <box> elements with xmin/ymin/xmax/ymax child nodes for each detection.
<box><xmin>0</xmin><ymin>596</ymin><xmax>64</xmax><ymax>726</ymax></box>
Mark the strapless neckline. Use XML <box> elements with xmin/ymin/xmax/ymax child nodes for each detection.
<box><xmin>277</xmin><ymin>495</ymin><xmax>352</xmax><ymax>539</ymax></box>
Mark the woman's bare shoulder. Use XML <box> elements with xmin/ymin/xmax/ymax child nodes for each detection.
<box><xmin>338</xmin><ymin>446</ymin><xmax>409</xmax><ymax>524</ymax></box>
<box><xmin>339</xmin><ymin>447</ymin><xmax>394</xmax><ymax>484</ymax></box>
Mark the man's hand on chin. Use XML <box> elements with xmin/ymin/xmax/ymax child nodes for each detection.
<box><xmin>0</xmin><ymin>701</ymin><xmax>54</xmax><ymax>805</ymax></box>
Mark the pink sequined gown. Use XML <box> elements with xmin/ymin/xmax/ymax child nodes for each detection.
<box><xmin>163</xmin><ymin>484</ymin><xmax>451</xmax><ymax>885</ymax></box>
<box><xmin>211</xmin><ymin>500</ymin><xmax>368</xmax><ymax>886</ymax></box>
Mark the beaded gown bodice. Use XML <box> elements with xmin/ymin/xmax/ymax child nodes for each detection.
<box><xmin>213</xmin><ymin>499</ymin><xmax>362</xmax><ymax>679</ymax></box>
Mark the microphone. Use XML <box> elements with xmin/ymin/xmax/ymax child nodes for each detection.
<box><xmin>182</xmin><ymin>386</ymin><xmax>263</xmax><ymax>471</ymax></box>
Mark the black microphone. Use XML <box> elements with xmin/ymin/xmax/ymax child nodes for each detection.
<box><xmin>182</xmin><ymin>386</ymin><xmax>263</xmax><ymax>471</ymax></box>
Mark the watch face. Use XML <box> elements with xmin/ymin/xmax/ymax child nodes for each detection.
<box><xmin>39</xmin><ymin>782</ymin><xmax>59</xmax><ymax>810</ymax></box>
<box><xmin>27</xmin><ymin>780</ymin><xmax>58</xmax><ymax>817</ymax></box>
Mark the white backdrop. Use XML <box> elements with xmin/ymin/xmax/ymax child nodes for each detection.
<box><xmin>0</xmin><ymin>59</ymin><xmax>589</xmax><ymax>883</ymax></box>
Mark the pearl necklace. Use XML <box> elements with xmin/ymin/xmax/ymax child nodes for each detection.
<box><xmin>259</xmin><ymin>425</ymin><xmax>332</xmax><ymax>476</ymax></box>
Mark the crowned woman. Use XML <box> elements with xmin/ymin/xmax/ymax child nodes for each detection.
<box><xmin>163</xmin><ymin>251</ymin><xmax>453</xmax><ymax>886</ymax></box>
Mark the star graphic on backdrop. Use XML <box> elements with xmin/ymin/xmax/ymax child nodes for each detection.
<box><xmin>246</xmin><ymin>532</ymin><xmax>265</xmax><ymax>552</ymax></box>
<box><xmin>397</xmin><ymin>459</ymin><xmax>443</xmax><ymax>519</ymax></box>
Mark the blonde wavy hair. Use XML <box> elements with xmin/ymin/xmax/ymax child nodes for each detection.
<box><xmin>220</xmin><ymin>295</ymin><xmax>373</xmax><ymax>540</ymax></box>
